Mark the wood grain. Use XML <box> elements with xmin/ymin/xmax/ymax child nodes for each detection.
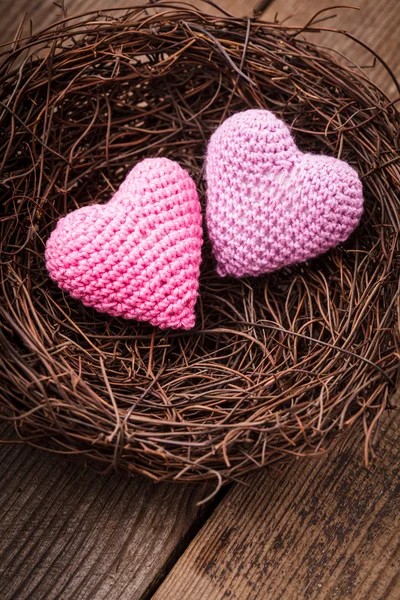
<box><xmin>152</xmin><ymin>412</ymin><xmax>400</xmax><ymax>600</ymax></box>
<box><xmin>0</xmin><ymin>425</ymin><xmax>212</xmax><ymax>600</ymax></box>
<box><xmin>261</xmin><ymin>0</ymin><xmax>400</xmax><ymax>98</ymax></box>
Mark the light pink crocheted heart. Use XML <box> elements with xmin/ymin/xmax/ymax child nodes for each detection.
<box><xmin>205</xmin><ymin>109</ymin><xmax>364</xmax><ymax>278</ymax></box>
<box><xmin>46</xmin><ymin>158</ymin><xmax>203</xmax><ymax>330</ymax></box>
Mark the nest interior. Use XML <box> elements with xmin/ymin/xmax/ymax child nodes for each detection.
<box><xmin>0</xmin><ymin>2</ymin><xmax>399</xmax><ymax>489</ymax></box>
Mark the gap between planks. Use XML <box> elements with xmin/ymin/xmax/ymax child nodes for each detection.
<box><xmin>151</xmin><ymin>411</ymin><xmax>400</xmax><ymax>600</ymax></box>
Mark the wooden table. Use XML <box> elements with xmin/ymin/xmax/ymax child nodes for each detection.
<box><xmin>1</xmin><ymin>2</ymin><xmax>399</xmax><ymax>598</ymax></box>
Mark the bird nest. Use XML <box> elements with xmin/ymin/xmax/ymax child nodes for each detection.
<box><xmin>0</xmin><ymin>1</ymin><xmax>399</xmax><ymax>493</ymax></box>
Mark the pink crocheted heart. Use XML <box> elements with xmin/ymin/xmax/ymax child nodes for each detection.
<box><xmin>46</xmin><ymin>158</ymin><xmax>203</xmax><ymax>330</ymax></box>
<box><xmin>205</xmin><ymin>110</ymin><xmax>364</xmax><ymax>277</ymax></box>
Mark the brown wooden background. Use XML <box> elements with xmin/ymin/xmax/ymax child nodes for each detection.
<box><xmin>0</xmin><ymin>1</ymin><xmax>399</xmax><ymax>599</ymax></box>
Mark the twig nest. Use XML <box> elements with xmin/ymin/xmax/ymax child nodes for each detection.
<box><xmin>0</xmin><ymin>3</ymin><xmax>398</xmax><ymax>489</ymax></box>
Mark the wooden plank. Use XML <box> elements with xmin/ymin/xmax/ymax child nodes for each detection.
<box><xmin>0</xmin><ymin>424</ymin><xmax>213</xmax><ymax>600</ymax></box>
<box><xmin>260</xmin><ymin>0</ymin><xmax>400</xmax><ymax>98</ymax></box>
<box><xmin>152</xmin><ymin>412</ymin><xmax>400</xmax><ymax>600</ymax></box>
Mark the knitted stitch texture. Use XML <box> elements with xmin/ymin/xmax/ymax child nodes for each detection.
<box><xmin>46</xmin><ymin>158</ymin><xmax>203</xmax><ymax>330</ymax></box>
<box><xmin>205</xmin><ymin>109</ymin><xmax>364</xmax><ymax>278</ymax></box>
